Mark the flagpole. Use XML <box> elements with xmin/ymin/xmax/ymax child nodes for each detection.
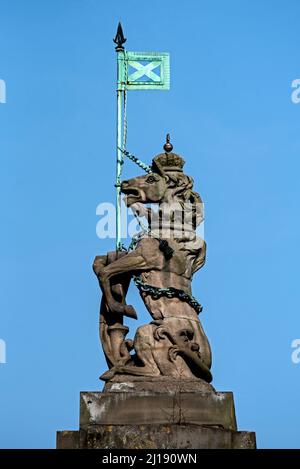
<box><xmin>114</xmin><ymin>23</ymin><xmax>126</xmax><ymax>251</ymax></box>
<box><xmin>116</xmin><ymin>68</ymin><xmax>123</xmax><ymax>251</ymax></box>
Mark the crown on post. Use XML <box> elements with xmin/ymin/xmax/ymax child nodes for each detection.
<box><xmin>152</xmin><ymin>135</ymin><xmax>185</xmax><ymax>172</ymax></box>
<box><xmin>153</xmin><ymin>153</ymin><xmax>185</xmax><ymax>172</ymax></box>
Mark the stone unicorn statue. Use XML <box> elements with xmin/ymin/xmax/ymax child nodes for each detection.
<box><xmin>93</xmin><ymin>148</ymin><xmax>212</xmax><ymax>383</ymax></box>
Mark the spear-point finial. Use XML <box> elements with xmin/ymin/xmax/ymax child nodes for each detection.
<box><xmin>163</xmin><ymin>133</ymin><xmax>173</xmax><ymax>153</ymax></box>
<box><xmin>113</xmin><ymin>22</ymin><xmax>126</xmax><ymax>51</ymax></box>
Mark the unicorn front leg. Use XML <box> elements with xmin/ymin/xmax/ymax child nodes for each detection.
<box><xmin>95</xmin><ymin>239</ymin><xmax>164</xmax><ymax>318</ymax></box>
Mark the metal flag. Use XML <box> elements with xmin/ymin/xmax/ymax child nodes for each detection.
<box><xmin>118</xmin><ymin>51</ymin><xmax>170</xmax><ymax>91</ymax></box>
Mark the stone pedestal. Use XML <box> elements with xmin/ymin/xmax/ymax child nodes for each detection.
<box><xmin>57</xmin><ymin>377</ymin><xmax>256</xmax><ymax>449</ymax></box>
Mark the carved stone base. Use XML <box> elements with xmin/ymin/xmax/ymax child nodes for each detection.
<box><xmin>57</xmin><ymin>378</ymin><xmax>256</xmax><ymax>449</ymax></box>
<box><xmin>57</xmin><ymin>425</ymin><xmax>255</xmax><ymax>449</ymax></box>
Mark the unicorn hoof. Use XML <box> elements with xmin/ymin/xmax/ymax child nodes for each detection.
<box><xmin>123</xmin><ymin>305</ymin><xmax>137</xmax><ymax>319</ymax></box>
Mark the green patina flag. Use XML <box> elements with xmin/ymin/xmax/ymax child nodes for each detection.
<box><xmin>118</xmin><ymin>51</ymin><xmax>170</xmax><ymax>91</ymax></box>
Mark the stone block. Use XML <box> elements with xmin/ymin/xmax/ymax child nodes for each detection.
<box><xmin>57</xmin><ymin>379</ymin><xmax>256</xmax><ymax>449</ymax></box>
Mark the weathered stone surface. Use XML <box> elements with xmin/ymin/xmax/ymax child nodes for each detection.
<box><xmin>56</xmin><ymin>430</ymin><xmax>81</xmax><ymax>449</ymax></box>
<box><xmin>93</xmin><ymin>149</ymin><xmax>213</xmax><ymax>383</ymax></box>
<box><xmin>57</xmin><ymin>425</ymin><xmax>256</xmax><ymax>449</ymax></box>
<box><xmin>104</xmin><ymin>376</ymin><xmax>215</xmax><ymax>394</ymax></box>
<box><xmin>57</xmin><ymin>377</ymin><xmax>257</xmax><ymax>448</ymax></box>
<box><xmin>80</xmin><ymin>389</ymin><xmax>237</xmax><ymax>431</ymax></box>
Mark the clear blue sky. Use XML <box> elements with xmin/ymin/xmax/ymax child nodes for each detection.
<box><xmin>1</xmin><ymin>0</ymin><xmax>300</xmax><ymax>449</ymax></box>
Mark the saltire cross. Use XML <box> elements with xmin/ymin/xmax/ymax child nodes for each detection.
<box><xmin>119</xmin><ymin>52</ymin><xmax>170</xmax><ymax>90</ymax></box>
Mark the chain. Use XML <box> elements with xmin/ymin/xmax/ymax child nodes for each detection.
<box><xmin>127</xmin><ymin>215</ymin><xmax>203</xmax><ymax>314</ymax></box>
<box><xmin>127</xmin><ymin>212</ymin><xmax>150</xmax><ymax>251</ymax></box>
<box><xmin>118</xmin><ymin>147</ymin><xmax>152</xmax><ymax>173</ymax></box>
<box><xmin>133</xmin><ymin>275</ymin><xmax>203</xmax><ymax>314</ymax></box>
